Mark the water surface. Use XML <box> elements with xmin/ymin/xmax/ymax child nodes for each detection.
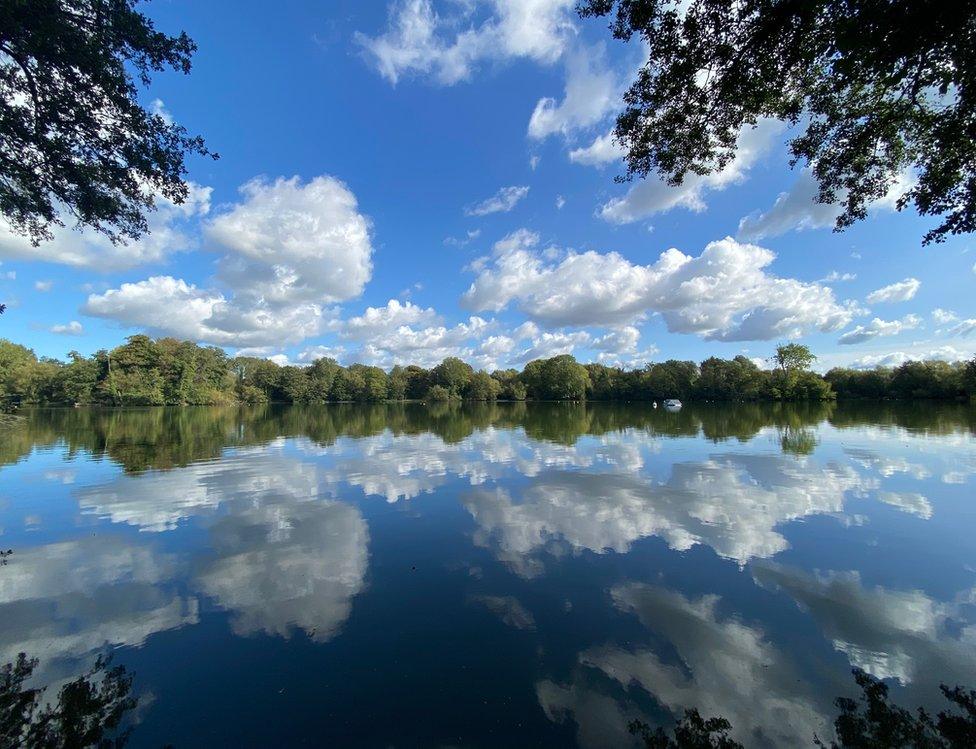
<box><xmin>2</xmin><ymin>402</ymin><xmax>975</xmax><ymax>747</ymax></box>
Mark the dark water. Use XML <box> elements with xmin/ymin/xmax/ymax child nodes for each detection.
<box><xmin>1</xmin><ymin>402</ymin><xmax>975</xmax><ymax>747</ymax></box>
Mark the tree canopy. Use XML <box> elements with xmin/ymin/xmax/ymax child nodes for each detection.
<box><xmin>580</xmin><ymin>0</ymin><xmax>976</xmax><ymax>244</ymax></box>
<box><xmin>4</xmin><ymin>334</ymin><xmax>975</xmax><ymax>408</ymax></box>
<box><xmin>0</xmin><ymin>0</ymin><xmax>213</xmax><ymax>248</ymax></box>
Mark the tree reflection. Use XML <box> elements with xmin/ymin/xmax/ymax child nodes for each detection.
<box><xmin>4</xmin><ymin>401</ymin><xmax>974</xmax><ymax>473</ymax></box>
<box><xmin>0</xmin><ymin>653</ymin><xmax>136</xmax><ymax>748</ymax></box>
<box><xmin>626</xmin><ymin>671</ymin><xmax>976</xmax><ymax>749</ymax></box>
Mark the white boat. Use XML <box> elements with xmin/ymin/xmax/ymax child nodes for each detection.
<box><xmin>663</xmin><ymin>398</ymin><xmax>682</xmax><ymax>410</ymax></box>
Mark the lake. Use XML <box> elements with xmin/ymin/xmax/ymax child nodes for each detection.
<box><xmin>1</xmin><ymin>402</ymin><xmax>974</xmax><ymax>747</ymax></box>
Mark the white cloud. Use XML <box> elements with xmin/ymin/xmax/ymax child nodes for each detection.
<box><xmin>81</xmin><ymin>175</ymin><xmax>372</xmax><ymax>349</ymax></box>
<box><xmin>82</xmin><ymin>276</ymin><xmax>325</xmax><ymax>348</ymax></box>
<box><xmin>948</xmin><ymin>318</ymin><xmax>976</xmax><ymax>337</ymax></box>
<box><xmin>877</xmin><ymin>491</ymin><xmax>933</xmax><ymax>519</ymax></box>
<box><xmin>514</xmin><ymin>330</ymin><xmax>591</xmax><ymax>362</ymax></box>
<box><xmin>932</xmin><ymin>308</ymin><xmax>959</xmax><ymax>324</ymax></box>
<box><xmin>600</xmin><ymin>119</ymin><xmax>782</xmax><ymax>224</ymax></box>
<box><xmin>555</xmin><ymin>195</ymin><xmax>566</xmax><ymax>210</ymax></box>
<box><xmin>465</xmin><ymin>452</ymin><xmax>868</xmax><ymax>570</ymax></box>
<box><xmin>866</xmin><ymin>277</ymin><xmax>920</xmax><ymax>304</ymax></box>
<box><xmin>838</xmin><ymin>314</ymin><xmax>921</xmax><ymax>345</ymax></box>
<box><xmin>528</xmin><ymin>44</ymin><xmax>619</xmax><ymax>140</ymax></box>
<box><xmin>207</xmin><ymin>175</ymin><xmax>373</xmax><ymax>306</ymax></box>
<box><xmin>341</xmin><ymin>298</ymin><xmax>440</xmax><ymax>340</ymax></box>
<box><xmin>34</xmin><ymin>280</ymin><xmax>53</xmax><ymax>292</ymax></box>
<box><xmin>568</xmin><ymin>130</ymin><xmax>624</xmax><ymax>167</ymax></box>
<box><xmin>357</xmin><ymin>0</ymin><xmax>575</xmax><ymax>85</ymax></box>
<box><xmin>738</xmin><ymin>169</ymin><xmax>912</xmax><ymax>241</ymax></box>
<box><xmin>590</xmin><ymin>583</ymin><xmax>828</xmax><ymax>746</ymax></box>
<box><xmin>465</xmin><ymin>185</ymin><xmax>530</xmax><ymax>216</ymax></box>
<box><xmin>75</xmin><ymin>449</ymin><xmax>370</xmax><ymax>643</ymax></box>
<box><xmin>462</xmin><ymin>230</ymin><xmax>856</xmax><ymax>340</ymax></box>
<box><xmin>529</xmin><ymin>155</ymin><xmax>540</xmax><ymax>170</ymax></box>
<box><xmin>850</xmin><ymin>345</ymin><xmax>972</xmax><ymax>369</ymax></box>
<box><xmin>754</xmin><ymin>562</ymin><xmax>976</xmax><ymax>693</ymax></box>
<box><xmin>0</xmin><ymin>182</ymin><xmax>212</xmax><ymax>270</ymax></box>
<box><xmin>821</xmin><ymin>271</ymin><xmax>856</xmax><ymax>283</ymax></box>
<box><xmin>50</xmin><ymin>320</ymin><xmax>83</xmax><ymax>336</ymax></box>
<box><xmin>0</xmin><ymin>536</ymin><xmax>198</xmax><ymax>685</ymax></box>
<box><xmin>444</xmin><ymin>228</ymin><xmax>482</xmax><ymax>247</ymax></box>
<box><xmin>328</xmin><ymin>315</ymin><xmax>494</xmax><ymax>369</ymax></box>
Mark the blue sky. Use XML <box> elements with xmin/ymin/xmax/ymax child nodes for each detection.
<box><xmin>1</xmin><ymin>0</ymin><xmax>974</xmax><ymax>372</ymax></box>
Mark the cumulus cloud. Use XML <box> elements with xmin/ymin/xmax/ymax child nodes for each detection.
<box><xmin>50</xmin><ymin>320</ymin><xmax>83</xmax><ymax>336</ymax></box>
<box><xmin>600</xmin><ymin>120</ymin><xmax>782</xmax><ymax>224</ymax></box>
<box><xmin>0</xmin><ymin>182</ymin><xmax>212</xmax><ymax>270</ymax></box>
<box><xmin>877</xmin><ymin>491</ymin><xmax>933</xmax><ymax>519</ymax></box>
<box><xmin>195</xmin><ymin>496</ymin><xmax>368</xmax><ymax>642</ymax></box>
<box><xmin>568</xmin><ymin>130</ymin><xmax>625</xmax><ymax>167</ymax></box>
<box><xmin>81</xmin><ymin>175</ymin><xmax>372</xmax><ymax>349</ymax></box>
<box><xmin>464</xmin><ymin>185</ymin><xmax>530</xmax><ymax>216</ymax></box>
<box><xmin>464</xmin><ymin>452</ymin><xmax>869</xmax><ymax>572</ymax></box>
<box><xmin>462</xmin><ymin>230</ymin><xmax>856</xmax><ymax>340</ymax></box>
<box><xmin>947</xmin><ymin>318</ymin><xmax>976</xmax><ymax>337</ymax></box>
<box><xmin>34</xmin><ymin>280</ymin><xmax>53</xmax><ymax>292</ymax></box>
<box><xmin>82</xmin><ymin>276</ymin><xmax>325</xmax><ymax>348</ymax></box>
<box><xmin>932</xmin><ymin>308</ymin><xmax>958</xmax><ymax>324</ymax></box>
<box><xmin>850</xmin><ymin>345</ymin><xmax>972</xmax><ymax>369</ymax></box>
<box><xmin>206</xmin><ymin>176</ymin><xmax>373</xmax><ymax>306</ymax></box>
<box><xmin>334</xmin><ymin>314</ymin><xmax>494</xmax><ymax>369</ymax></box>
<box><xmin>528</xmin><ymin>44</ymin><xmax>619</xmax><ymax>140</ymax></box>
<box><xmin>837</xmin><ymin>314</ymin><xmax>921</xmax><ymax>345</ymax></box>
<box><xmin>753</xmin><ymin>562</ymin><xmax>976</xmax><ymax>693</ymax></box>
<box><xmin>341</xmin><ymin>298</ymin><xmax>440</xmax><ymax>340</ymax></box>
<box><xmin>539</xmin><ymin>583</ymin><xmax>829</xmax><ymax>748</ymax></box>
<box><xmin>866</xmin><ymin>277</ymin><xmax>920</xmax><ymax>304</ymax></box>
<box><xmin>76</xmin><ymin>449</ymin><xmax>370</xmax><ymax>643</ymax></box>
<box><xmin>738</xmin><ymin>169</ymin><xmax>912</xmax><ymax>241</ymax></box>
<box><xmin>357</xmin><ymin>0</ymin><xmax>575</xmax><ymax>85</ymax></box>
<box><xmin>0</xmin><ymin>536</ymin><xmax>197</xmax><ymax>684</ymax></box>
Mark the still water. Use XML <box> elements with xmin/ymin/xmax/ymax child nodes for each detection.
<box><xmin>1</xmin><ymin>402</ymin><xmax>974</xmax><ymax>747</ymax></box>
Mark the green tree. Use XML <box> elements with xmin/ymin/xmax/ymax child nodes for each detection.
<box><xmin>388</xmin><ymin>365</ymin><xmax>409</xmax><ymax>400</ymax></box>
<box><xmin>431</xmin><ymin>357</ymin><xmax>473</xmax><ymax>398</ymax></box>
<box><xmin>350</xmin><ymin>364</ymin><xmax>389</xmax><ymax>402</ymax></box>
<box><xmin>279</xmin><ymin>366</ymin><xmax>310</xmax><ymax>403</ymax></box>
<box><xmin>522</xmin><ymin>355</ymin><xmax>590</xmax><ymax>400</ymax></box>
<box><xmin>771</xmin><ymin>343</ymin><xmax>816</xmax><ymax>376</ymax></box>
<box><xmin>0</xmin><ymin>0</ymin><xmax>214</xmax><ymax>246</ymax></box>
<box><xmin>307</xmin><ymin>357</ymin><xmax>341</xmax><ymax>402</ymax></box>
<box><xmin>467</xmin><ymin>370</ymin><xmax>501</xmax><ymax>401</ymax></box>
<box><xmin>53</xmin><ymin>350</ymin><xmax>98</xmax><ymax>404</ymax></box>
<box><xmin>581</xmin><ymin>1</ymin><xmax>976</xmax><ymax>244</ymax></box>
<box><xmin>425</xmin><ymin>384</ymin><xmax>452</xmax><ymax>401</ymax></box>
<box><xmin>0</xmin><ymin>339</ymin><xmax>38</xmax><ymax>404</ymax></box>
<box><xmin>106</xmin><ymin>335</ymin><xmax>164</xmax><ymax>405</ymax></box>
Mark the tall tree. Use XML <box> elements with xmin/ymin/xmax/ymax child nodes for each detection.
<box><xmin>580</xmin><ymin>0</ymin><xmax>976</xmax><ymax>243</ymax></box>
<box><xmin>771</xmin><ymin>343</ymin><xmax>815</xmax><ymax>376</ymax></box>
<box><xmin>0</xmin><ymin>0</ymin><xmax>213</xmax><ymax>248</ymax></box>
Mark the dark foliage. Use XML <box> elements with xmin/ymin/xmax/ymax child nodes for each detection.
<box><xmin>816</xmin><ymin>669</ymin><xmax>976</xmax><ymax>748</ymax></box>
<box><xmin>0</xmin><ymin>0</ymin><xmax>214</xmax><ymax>246</ymax></box>
<box><xmin>2</xmin><ymin>335</ymin><xmax>974</xmax><ymax>406</ymax></box>
<box><xmin>0</xmin><ymin>652</ymin><xmax>136</xmax><ymax>748</ymax></box>
<box><xmin>630</xmin><ymin>710</ymin><xmax>743</xmax><ymax>748</ymax></box>
<box><xmin>580</xmin><ymin>0</ymin><xmax>976</xmax><ymax>243</ymax></box>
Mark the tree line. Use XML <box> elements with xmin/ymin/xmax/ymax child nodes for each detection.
<box><xmin>1</xmin><ymin>335</ymin><xmax>974</xmax><ymax>407</ymax></box>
